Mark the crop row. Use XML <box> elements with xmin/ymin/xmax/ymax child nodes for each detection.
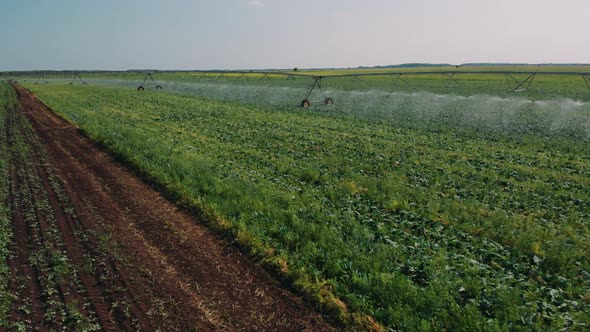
<box><xmin>2</xmin><ymin>82</ymin><xmax>104</xmax><ymax>330</ymax></box>
<box><xmin>26</xmin><ymin>83</ymin><xmax>590</xmax><ymax>330</ymax></box>
<box><xmin>0</xmin><ymin>82</ymin><xmax>13</xmax><ymax>326</ymax></box>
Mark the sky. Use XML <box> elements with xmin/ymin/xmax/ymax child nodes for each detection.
<box><xmin>1</xmin><ymin>0</ymin><xmax>589</xmax><ymax>71</ymax></box>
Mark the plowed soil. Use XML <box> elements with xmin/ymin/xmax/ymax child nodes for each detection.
<box><xmin>5</xmin><ymin>83</ymin><xmax>335</xmax><ymax>331</ymax></box>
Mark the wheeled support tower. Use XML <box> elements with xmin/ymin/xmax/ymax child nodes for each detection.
<box><xmin>300</xmin><ymin>76</ymin><xmax>333</xmax><ymax>107</ymax></box>
<box><xmin>137</xmin><ymin>73</ymin><xmax>162</xmax><ymax>91</ymax></box>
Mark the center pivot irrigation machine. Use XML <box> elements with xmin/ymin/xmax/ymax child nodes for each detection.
<box><xmin>137</xmin><ymin>72</ymin><xmax>162</xmax><ymax>91</ymax></box>
<box><xmin>147</xmin><ymin>69</ymin><xmax>590</xmax><ymax>107</ymax></box>
<box><xmin>68</xmin><ymin>72</ymin><xmax>87</xmax><ymax>85</ymax></box>
<box><xmin>3</xmin><ymin>69</ymin><xmax>590</xmax><ymax>106</ymax></box>
<box><xmin>300</xmin><ymin>76</ymin><xmax>333</xmax><ymax>107</ymax></box>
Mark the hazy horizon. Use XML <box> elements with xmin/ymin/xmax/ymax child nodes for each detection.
<box><xmin>4</xmin><ymin>62</ymin><xmax>590</xmax><ymax>73</ymax></box>
<box><xmin>1</xmin><ymin>0</ymin><xmax>590</xmax><ymax>71</ymax></box>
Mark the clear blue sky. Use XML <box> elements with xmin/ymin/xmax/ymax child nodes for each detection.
<box><xmin>1</xmin><ymin>0</ymin><xmax>589</xmax><ymax>71</ymax></box>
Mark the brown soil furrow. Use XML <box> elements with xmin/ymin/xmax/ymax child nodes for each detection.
<box><xmin>7</xmin><ymin>101</ymin><xmax>91</xmax><ymax>330</ymax></box>
<box><xmin>7</xmin><ymin>164</ymin><xmax>46</xmax><ymax>329</ymax></box>
<box><xmin>5</xmin><ymin>105</ymin><xmax>47</xmax><ymax>329</ymax></box>
<box><xmin>25</xmin><ymin>139</ymin><xmax>121</xmax><ymax>331</ymax></box>
<box><xmin>5</xmin><ymin>105</ymin><xmax>44</xmax><ymax>327</ymax></box>
<box><xmin>35</xmin><ymin>130</ymin><xmax>217</xmax><ymax>330</ymax></box>
<box><xmin>5</xmin><ymin>94</ymin><xmax>146</xmax><ymax>330</ymax></box>
<box><xmin>23</xmin><ymin>107</ymin><xmax>159</xmax><ymax>330</ymax></box>
<box><xmin>8</xmin><ymin>89</ymin><xmax>155</xmax><ymax>330</ymax></box>
<box><xmin>25</xmin><ymin>113</ymin><xmax>208</xmax><ymax>330</ymax></box>
<box><xmin>24</xmin><ymin>152</ymin><xmax>96</xmax><ymax>328</ymax></box>
<box><xmin>14</xmin><ymin>84</ymin><xmax>336</xmax><ymax>331</ymax></box>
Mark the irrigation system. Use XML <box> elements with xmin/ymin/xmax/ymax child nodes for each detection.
<box><xmin>68</xmin><ymin>72</ymin><xmax>87</xmax><ymax>85</ymax></box>
<box><xmin>3</xmin><ymin>69</ymin><xmax>590</xmax><ymax>107</ymax></box>
<box><xmin>170</xmin><ymin>69</ymin><xmax>590</xmax><ymax>106</ymax></box>
<box><xmin>137</xmin><ymin>72</ymin><xmax>162</xmax><ymax>91</ymax></box>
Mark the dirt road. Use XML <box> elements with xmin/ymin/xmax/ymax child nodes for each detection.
<box><xmin>4</xmin><ymin>83</ymin><xmax>335</xmax><ymax>331</ymax></box>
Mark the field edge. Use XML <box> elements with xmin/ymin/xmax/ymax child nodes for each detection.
<box><xmin>15</xmin><ymin>83</ymin><xmax>372</xmax><ymax>331</ymax></box>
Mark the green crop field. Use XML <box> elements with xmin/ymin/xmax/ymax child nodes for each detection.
<box><xmin>21</xmin><ymin>76</ymin><xmax>590</xmax><ymax>331</ymax></box>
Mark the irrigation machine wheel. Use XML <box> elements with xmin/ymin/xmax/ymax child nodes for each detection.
<box><xmin>301</xmin><ymin>99</ymin><xmax>311</xmax><ymax>108</ymax></box>
<box><xmin>156</xmin><ymin>85</ymin><xmax>162</xmax><ymax>90</ymax></box>
<box><xmin>137</xmin><ymin>86</ymin><xmax>145</xmax><ymax>91</ymax></box>
<box><xmin>324</xmin><ymin>97</ymin><xmax>334</xmax><ymax>105</ymax></box>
